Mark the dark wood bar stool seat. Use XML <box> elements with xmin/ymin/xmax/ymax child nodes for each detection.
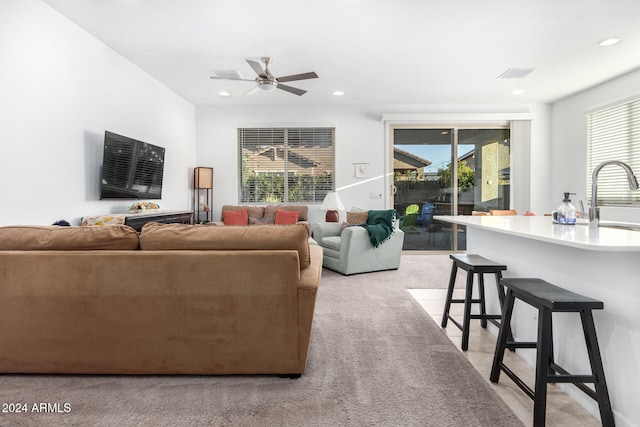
<box><xmin>441</xmin><ymin>254</ymin><xmax>509</xmax><ymax>351</ymax></box>
<box><xmin>490</xmin><ymin>278</ymin><xmax>615</xmax><ymax>427</ymax></box>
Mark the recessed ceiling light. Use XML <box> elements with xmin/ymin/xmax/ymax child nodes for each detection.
<box><xmin>599</xmin><ymin>38</ymin><xmax>620</xmax><ymax>47</ymax></box>
<box><xmin>333</xmin><ymin>91</ymin><xmax>344</xmax><ymax>96</ymax></box>
<box><xmin>219</xmin><ymin>91</ymin><xmax>231</xmax><ymax>97</ymax></box>
<box><xmin>512</xmin><ymin>89</ymin><xmax>525</xmax><ymax>95</ymax></box>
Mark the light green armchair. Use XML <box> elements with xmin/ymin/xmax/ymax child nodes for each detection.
<box><xmin>313</xmin><ymin>222</ymin><xmax>405</xmax><ymax>275</ymax></box>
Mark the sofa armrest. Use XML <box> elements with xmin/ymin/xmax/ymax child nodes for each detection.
<box><xmin>312</xmin><ymin>222</ymin><xmax>342</xmax><ymax>242</ymax></box>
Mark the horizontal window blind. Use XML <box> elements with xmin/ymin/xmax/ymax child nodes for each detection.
<box><xmin>238</xmin><ymin>127</ymin><xmax>335</xmax><ymax>203</ymax></box>
<box><xmin>587</xmin><ymin>97</ymin><xmax>640</xmax><ymax>205</ymax></box>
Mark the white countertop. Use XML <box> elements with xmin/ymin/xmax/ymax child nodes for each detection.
<box><xmin>435</xmin><ymin>215</ymin><xmax>640</xmax><ymax>252</ymax></box>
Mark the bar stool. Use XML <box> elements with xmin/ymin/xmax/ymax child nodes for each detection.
<box><xmin>441</xmin><ymin>254</ymin><xmax>509</xmax><ymax>351</ymax></box>
<box><xmin>490</xmin><ymin>278</ymin><xmax>615</xmax><ymax>427</ymax></box>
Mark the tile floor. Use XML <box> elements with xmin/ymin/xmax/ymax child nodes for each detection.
<box><xmin>409</xmin><ymin>288</ymin><xmax>602</xmax><ymax>427</ymax></box>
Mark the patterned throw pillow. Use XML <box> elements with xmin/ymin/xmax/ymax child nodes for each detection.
<box><xmin>248</xmin><ymin>216</ymin><xmax>264</xmax><ymax>225</ymax></box>
<box><xmin>346</xmin><ymin>211</ymin><xmax>368</xmax><ymax>225</ymax></box>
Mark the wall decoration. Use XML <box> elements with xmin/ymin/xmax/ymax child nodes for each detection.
<box><xmin>354</xmin><ymin>163</ymin><xmax>368</xmax><ymax>178</ymax></box>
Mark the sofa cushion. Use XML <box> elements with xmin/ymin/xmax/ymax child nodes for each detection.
<box><xmin>0</xmin><ymin>225</ymin><xmax>140</xmax><ymax>250</ymax></box>
<box><xmin>264</xmin><ymin>205</ymin><xmax>308</xmax><ymax>222</ymax></box>
<box><xmin>140</xmin><ymin>222</ymin><xmax>311</xmax><ymax>269</ymax></box>
<box><xmin>222</xmin><ymin>208</ymin><xmax>249</xmax><ymax>225</ymax></box>
<box><xmin>221</xmin><ymin>205</ymin><xmax>265</xmax><ymax>221</ymax></box>
<box><xmin>275</xmin><ymin>209</ymin><xmax>300</xmax><ymax>225</ymax></box>
<box><xmin>249</xmin><ymin>216</ymin><xmax>274</xmax><ymax>225</ymax></box>
<box><xmin>321</xmin><ymin>236</ymin><xmax>342</xmax><ymax>251</ymax></box>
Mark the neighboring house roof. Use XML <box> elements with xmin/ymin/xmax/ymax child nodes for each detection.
<box><xmin>459</xmin><ymin>149</ymin><xmax>475</xmax><ymax>163</ymax></box>
<box><xmin>243</xmin><ymin>146</ymin><xmax>332</xmax><ymax>174</ymax></box>
<box><xmin>393</xmin><ymin>147</ymin><xmax>431</xmax><ymax>170</ymax></box>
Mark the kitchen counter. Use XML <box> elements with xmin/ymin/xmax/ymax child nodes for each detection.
<box><xmin>434</xmin><ymin>215</ymin><xmax>640</xmax><ymax>251</ymax></box>
<box><xmin>436</xmin><ymin>215</ymin><xmax>640</xmax><ymax>427</ymax></box>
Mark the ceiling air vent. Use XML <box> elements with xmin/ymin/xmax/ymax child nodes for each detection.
<box><xmin>497</xmin><ymin>68</ymin><xmax>536</xmax><ymax>79</ymax></box>
<box><xmin>210</xmin><ymin>70</ymin><xmax>243</xmax><ymax>80</ymax></box>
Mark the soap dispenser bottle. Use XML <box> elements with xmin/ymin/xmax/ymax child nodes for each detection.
<box><xmin>557</xmin><ymin>192</ymin><xmax>577</xmax><ymax>225</ymax></box>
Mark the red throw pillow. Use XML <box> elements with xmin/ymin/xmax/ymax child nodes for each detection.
<box><xmin>275</xmin><ymin>209</ymin><xmax>299</xmax><ymax>225</ymax></box>
<box><xmin>222</xmin><ymin>209</ymin><xmax>248</xmax><ymax>225</ymax></box>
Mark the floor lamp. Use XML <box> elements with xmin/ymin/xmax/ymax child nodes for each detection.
<box><xmin>321</xmin><ymin>192</ymin><xmax>344</xmax><ymax>222</ymax></box>
<box><xmin>194</xmin><ymin>167</ymin><xmax>213</xmax><ymax>223</ymax></box>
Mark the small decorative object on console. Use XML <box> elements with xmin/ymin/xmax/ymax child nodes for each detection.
<box><xmin>129</xmin><ymin>201</ymin><xmax>160</xmax><ymax>212</ymax></box>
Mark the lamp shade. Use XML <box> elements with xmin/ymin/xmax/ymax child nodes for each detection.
<box><xmin>194</xmin><ymin>167</ymin><xmax>213</xmax><ymax>189</ymax></box>
<box><xmin>321</xmin><ymin>192</ymin><xmax>344</xmax><ymax>211</ymax></box>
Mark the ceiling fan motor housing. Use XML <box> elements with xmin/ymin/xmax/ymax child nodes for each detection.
<box><xmin>257</xmin><ymin>80</ymin><xmax>277</xmax><ymax>91</ymax></box>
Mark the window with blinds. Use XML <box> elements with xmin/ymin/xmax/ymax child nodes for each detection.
<box><xmin>238</xmin><ymin>127</ymin><xmax>335</xmax><ymax>203</ymax></box>
<box><xmin>587</xmin><ymin>97</ymin><xmax>640</xmax><ymax>205</ymax></box>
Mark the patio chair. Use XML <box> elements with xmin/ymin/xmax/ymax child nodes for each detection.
<box><xmin>415</xmin><ymin>203</ymin><xmax>435</xmax><ymax>227</ymax></box>
<box><xmin>400</xmin><ymin>204</ymin><xmax>420</xmax><ymax>234</ymax></box>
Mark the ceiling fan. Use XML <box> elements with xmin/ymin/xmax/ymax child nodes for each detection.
<box><xmin>210</xmin><ymin>57</ymin><xmax>318</xmax><ymax>96</ymax></box>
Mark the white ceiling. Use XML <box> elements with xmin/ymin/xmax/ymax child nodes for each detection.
<box><xmin>42</xmin><ymin>0</ymin><xmax>640</xmax><ymax>107</ymax></box>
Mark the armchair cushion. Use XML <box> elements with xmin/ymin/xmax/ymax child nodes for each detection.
<box><xmin>320</xmin><ymin>236</ymin><xmax>341</xmax><ymax>251</ymax></box>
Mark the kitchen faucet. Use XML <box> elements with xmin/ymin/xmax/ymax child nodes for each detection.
<box><xmin>589</xmin><ymin>160</ymin><xmax>639</xmax><ymax>228</ymax></box>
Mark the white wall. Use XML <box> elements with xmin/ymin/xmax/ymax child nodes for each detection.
<box><xmin>196</xmin><ymin>103</ymin><xmax>552</xmax><ymax>224</ymax></box>
<box><xmin>196</xmin><ymin>105</ymin><xmax>390</xmax><ymax>226</ymax></box>
<box><xmin>0</xmin><ymin>0</ymin><xmax>196</xmax><ymax>226</ymax></box>
<box><xmin>551</xmin><ymin>68</ymin><xmax>640</xmax><ymax>222</ymax></box>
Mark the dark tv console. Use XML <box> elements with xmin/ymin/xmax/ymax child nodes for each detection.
<box><xmin>124</xmin><ymin>210</ymin><xmax>193</xmax><ymax>232</ymax></box>
<box><xmin>82</xmin><ymin>210</ymin><xmax>193</xmax><ymax>232</ymax></box>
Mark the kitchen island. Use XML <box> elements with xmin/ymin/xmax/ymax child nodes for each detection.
<box><xmin>436</xmin><ymin>215</ymin><xmax>640</xmax><ymax>427</ymax></box>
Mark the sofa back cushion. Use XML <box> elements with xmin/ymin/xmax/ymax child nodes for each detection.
<box><xmin>139</xmin><ymin>222</ymin><xmax>311</xmax><ymax>269</ymax></box>
<box><xmin>264</xmin><ymin>205</ymin><xmax>308</xmax><ymax>222</ymax></box>
<box><xmin>221</xmin><ymin>205</ymin><xmax>265</xmax><ymax>222</ymax></box>
<box><xmin>0</xmin><ymin>225</ymin><xmax>140</xmax><ymax>250</ymax></box>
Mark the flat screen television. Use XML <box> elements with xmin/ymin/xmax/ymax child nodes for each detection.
<box><xmin>100</xmin><ymin>131</ymin><xmax>165</xmax><ymax>200</ymax></box>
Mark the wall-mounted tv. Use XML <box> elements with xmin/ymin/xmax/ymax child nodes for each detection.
<box><xmin>100</xmin><ymin>131</ymin><xmax>165</xmax><ymax>200</ymax></box>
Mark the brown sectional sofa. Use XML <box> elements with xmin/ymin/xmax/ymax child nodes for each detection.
<box><xmin>0</xmin><ymin>222</ymin><xmax>322</xmax><ymax>376</ymax></box>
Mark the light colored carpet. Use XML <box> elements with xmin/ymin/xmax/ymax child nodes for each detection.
<box><xmin>388</xmin><ymin>253</ymin><xmax>467</xmax><ymax>289</ymax></box>
<box><xmin>0</xmin><ymin>255</ymin><xmax>521</xmax><ymax>426</ymax></box>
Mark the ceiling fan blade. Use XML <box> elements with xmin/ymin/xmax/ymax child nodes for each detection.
<box><xmin>209</xmin><ymin>76</ymin><xmax>254</xmax><ymax>82</ymax></box>
<box><xmin>246</xmin><ymin>59</ymin><xmax>267</xmax><ymax>79</ymax></box>
<box><xmin>245</xmin><ymin>85</ymin><xmax>260</xmax><ymax>96</ymax></box>
<box><xmin>277</xmin><ymin>84</ymin><xmax>307</xmax><ymax>96</ymax></box>
<box><xmin>276</xmin><ymin>72</ymin><xmax>319</xmax><ymax>83</ymax></box>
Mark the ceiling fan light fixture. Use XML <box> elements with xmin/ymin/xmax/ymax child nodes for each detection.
<box><xmin>258</xmin><ymin>80</ymin><xmax>277</xmax><ymax>91</ymax></box>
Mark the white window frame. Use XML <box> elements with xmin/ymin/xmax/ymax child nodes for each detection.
<box><xmin>237</xmin><ymin>127</ymin><xmax>335</xmax><ymax>204</ymax></box>
<box><xmin>587</xmin><ymin>97</ymin><xmax>640</xmax><ymax>206</ymax></box>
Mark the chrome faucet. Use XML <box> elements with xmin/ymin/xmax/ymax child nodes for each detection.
<box><xmin>589</xmin><ymin>160</ymin><xmax>640</xmax><ymax>228</ymax></box>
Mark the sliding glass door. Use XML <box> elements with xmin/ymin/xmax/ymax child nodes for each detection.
<box><xmin>392</xmin><ymin>126</ymin><xmax>511</xmax><ymax>251</ymax></box>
